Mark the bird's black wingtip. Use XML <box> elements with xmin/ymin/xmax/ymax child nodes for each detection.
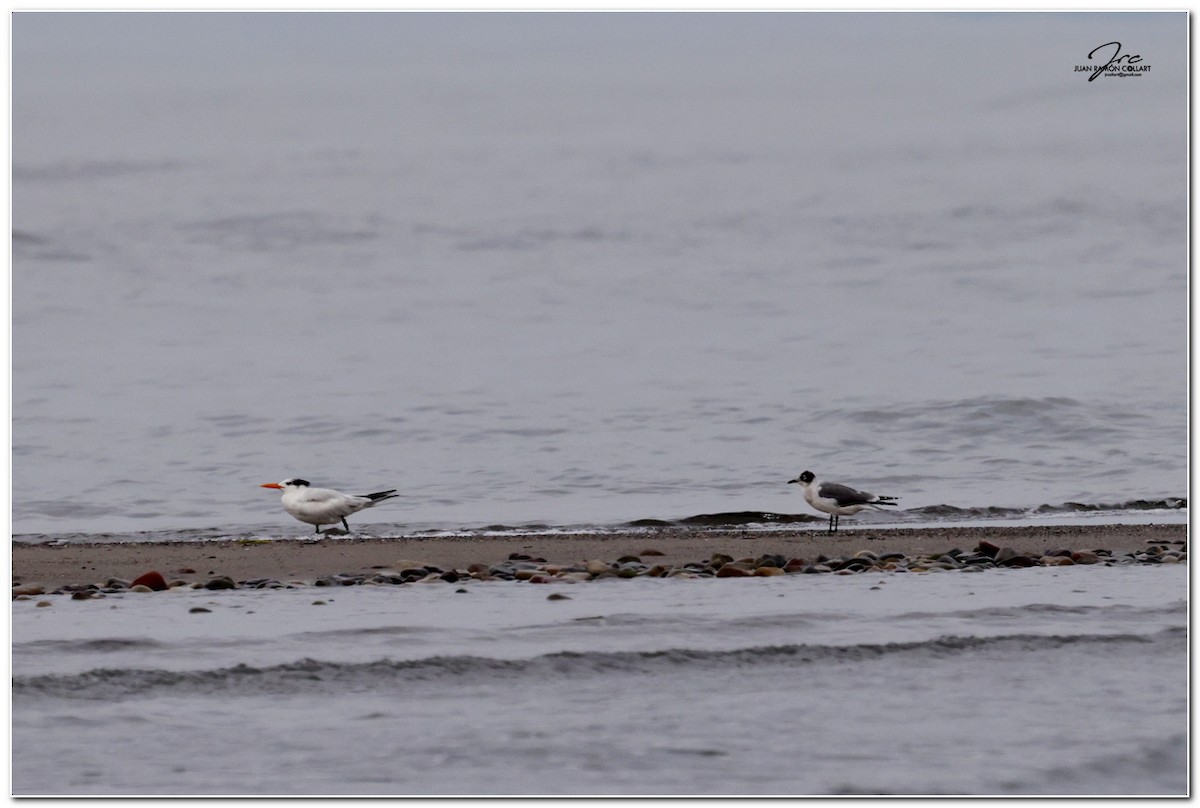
<box><xmin>364</xmin><ymin>490</ymin><xmax>399</xmax><ymax>501</ymax></box>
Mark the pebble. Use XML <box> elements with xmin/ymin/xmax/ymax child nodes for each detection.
<box><xmin>131</xmin><ymin>571</ymin><xmax>169</xmax><ymax>591</ymax></box>
<box><xmin>189</xmin><ymin>607</ymin><xmax>211</xmax><ymax>614</ymax></box>
<box><xmin>998</xmin><ymin>555</ymin><xmax>1037</xmax><ymax>568</ymax></box>
<box><xmin>993</xmin><ymin>546</ymin><xmax>1018</xmax><ymax>563</ymax></box>
<box><xmin>33</xmin><ymin>534</ymin><xmax>1183</xmax><ymax>596</ymax></box>
<box><xmin>976</xmin><ymin>540</ymin><xmax>1001</xmax><ymax>557</ymax></box>
<box><xmin>35</xmin><ymin>600</ymin><xmax>52</xmax><ymax>607</ymax></box>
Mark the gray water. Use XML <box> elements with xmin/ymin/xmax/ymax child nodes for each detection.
<box><xmin>12</xmin><ymin>12</ymin><xmax>1187</xmax><ymax>537</ymax></box>
<box><xmin>11</xmin><ymin>564</ymin><xmax>1188</xmax><ymax>796</ymax></box>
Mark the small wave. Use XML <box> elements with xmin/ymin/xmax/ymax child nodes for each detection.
<box><xmin>13</xmin><ymin>159</ymin><xmax>188</xmax><ymax>182</ymax></box>
<box><xmin>17</xmin><ymin>638</ymin><xmax>165</xmax><ymax>653</ymax></box>
<box><xmin>295</xmin><ymin>626</ymin><xmax>429</xmax><ymax>641</ymax></box>
<box><xmin>675</xmin><ymin>511</ymin><xmax>824</xmax><ymax>527</ymax></box>
<box><xmin>456</xmin><ymin>227</ymin><xmax>634</xmax><ymax>252</ymax></box>
<box><xmin>907</xmin><ymin>498</ymin><xmax>1186</xmax><ymax>519</ymax></box>
<box><xmin>814</xmin><ymin>396</ymin><xmax>1172</xmax><ymax>461</ymax></box>
<box><xmin>1035</xmin><ymin>498</ymin><xmax>1187</xmax><ymax>513</ymax></box>
<box><xmin>11</xmin><ymin>230</ymin><xmax>92</xmax><ymax>262</ymax></box>
<box><xmin>634</xmin><ymin>499</ymin><xmax>1185</xmax><ymax>530</ymax></box>
<box><xmin>824</xmin><ymin>395</ymin><xmax>1086</xmax><ymax>426</ymax></box>
<box><xmin>12</xmin><ymin>526</ymin><xmax>271</xmax><ymax>545</ymax></box>
<box><xmin>993</xmin><ymin>732</ymin><xmax>1188</xmax><ymax>796</ymax></box>
<box><xmin>15</xmin><ymin>630</ymin><xmax>1181</xmax><ymax>702</ymax></box>
<box><xmin>180</xmin><ymin>211</ymin><xmax>378</xmax><ymax>251</ymax></box>
<box><xmin>906</xmin><ymin>504</ymin><xmax>1027</xmax><ymax>518</ymax></box>
<box><xmin>886</xmin><ymin>601</ymin><xmax>1186</xmax><ymax>623</ymax></box>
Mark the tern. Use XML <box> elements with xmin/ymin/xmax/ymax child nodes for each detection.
<box><xmin>260</xmin><ymin>478</ymin><xmax>398</xmax><ymax>534</ymax></box>
<box><xmin>787</xmin><ymin>470</ymin><xmax>898</xmax><ymax>533</ymax></box>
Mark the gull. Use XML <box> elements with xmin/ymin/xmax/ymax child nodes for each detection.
<box><xmin>787</xmin><ymin>470</ymin><xmax>898</xmax><ymax>533</ymax></box>
<box><xmin>260</xmin><ymin>478</ymin><xmax>398</xmax><ymax>534</ymax></box>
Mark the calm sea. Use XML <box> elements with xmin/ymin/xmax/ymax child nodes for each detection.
<box><xmin>12</xmin><ymin>564</ymin><xmax>1187</xmax><ymax>795</ymax></box>
<box><xmin>10</xmin><ymin>14</ymin><xmax>1189</xmax><ymax>798</ymax></box>
<box><xmin>12</xmin><ymin>12</ymin><xmax>1187</xmax><ymax>538</ymax></box>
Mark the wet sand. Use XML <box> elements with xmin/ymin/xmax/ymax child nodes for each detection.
<box><xmin>12</xmin><ymin>523</ymin><xmax>1186</xmax><ymax>589</ymax></box>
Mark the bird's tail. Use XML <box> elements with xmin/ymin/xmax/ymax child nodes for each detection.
<box><xmin>871</xmin><ymin>495</ymin><xmax>899</xmax><ymax>508</ymax></box>
<box><xmin>360</xmin><ymin>490</ymin><xmax>399</xmax><ymax>503</ymax></box>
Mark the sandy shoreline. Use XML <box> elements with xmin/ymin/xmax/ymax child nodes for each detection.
<box><xmin>12</xmin><ymin>523</ymin><xmax>1186</xmax><ymax>590</ymax></box>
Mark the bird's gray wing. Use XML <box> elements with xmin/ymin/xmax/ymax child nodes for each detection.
<box><xmin>817</xmin><ymin>482</ymin><xmax>876</xmax><ymax>507</ymax></box>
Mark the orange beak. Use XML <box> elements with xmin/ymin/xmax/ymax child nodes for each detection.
<box><xmin>260</xmin><ymin>483</ymin><xmax>283</xmax><ymax>489</ymax></box>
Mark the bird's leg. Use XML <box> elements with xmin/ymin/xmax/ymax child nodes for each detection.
<box><xmin>314</xmin><ymin>525</ymin><xmax>322</xmax><ymax>535</ymax></box>
<box><xmin>828</xmin><ymin>514</ymin><xmax>835</xmax><ymax>533</ymax></box>
<box><xmin>341</xmin><ymin>517</ymin><xmax>351</xmax><ymax>532</ymax></box>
